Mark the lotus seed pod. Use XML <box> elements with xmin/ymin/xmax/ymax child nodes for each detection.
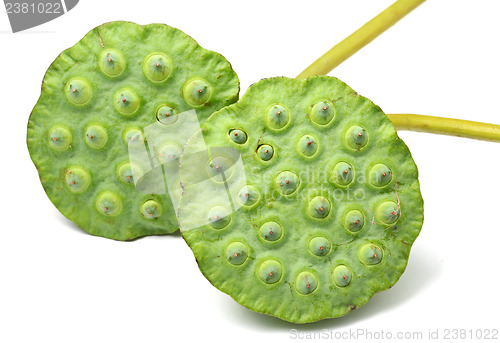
<box><xmin>257</xmin><ymin>144</ymin><xmax>274</xmax><ymax>161</ymax></box>
<box><xmin>27</xmin><ymin>21</ymin><xmax>239</xmax><ymax>240</ymax></box>
<box><xmin>178</xmin><ymin>76</ymin><xmax>423</xmax><ymax>323</ymax></box>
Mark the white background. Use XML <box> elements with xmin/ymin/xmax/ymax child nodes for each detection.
<box><xmin>1</xmin><ymin>0</ymin><xmax>499</xmax><ymax>342</ymax></box>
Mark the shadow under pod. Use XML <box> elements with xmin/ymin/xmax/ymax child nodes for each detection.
<box><xmin>216</xmin><ymin>243</ymin><xmax>442</xmax><ymax>330</ymax></box>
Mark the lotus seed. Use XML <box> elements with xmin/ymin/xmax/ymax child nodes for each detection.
<box><xmin>49</xmin><ymin>126</ymin><xmax>72</xmax><ymax>151</ymax></box>
<box><xmin>345</xmin><ymin>125</ymin><xmax>368</xmax><ymax>150</ymax></box>
<box><xmin>259</xmin><ymin>221</ymin><xmax>283</xmax><ymax>242</ymax></box>
<box><xmin>123</xmin><ymin>128</ymin><xmax>144</xmax><ymax>147</ymax></box>
<box><xmin>207</xmin><ymin>155</ymin><xmax>233</xmax><ymax>181</ymax></box>
<box><xmin>183</xmin><ymin>79</ymin><xmax>211</xmax><ymax>106</ymax></box>
<box><xmin>295</xmin><ymin>271</ymin><xmax>318</xmax><ymax>295</ymax></box>
<box><xmin>297</xmin><ymin>134</ymin><xmax>319</xmax><ymax>157</ymax></box>
<box><xmin>117</xmin><ymin>162</ymin><xmax>139</xmax><ymax>184</ymax></box>
<box><xmin>225</xmin><ymin>242</ymin><xmax>249</xmax><ymax>266</ymax></box>
<box><xmin>307</xmin><ymin>196</ymin><xmax>331</xmax><ymax>219</ymax></box>
<box><xmin>64</xmin><ymin>167</ymin><xmax>90</xmax><ymax>193</ymax></box>
<box><xmin>369</xmin><ymin>163</ymin><xmax>392</xmax><ymax>187</ymax></box>
<box><xmin>237</xmin><ymin>185</ymin><xmax>260</xmax><ymax>207</ymax></box>
<box><xmin>310</xmin><ymin>100</ymin><xmax>335</xmax><ymax>125</ymax></box>
<box><xmin>229</xmin><ymin>129</ymin><xmax>247</xmax><ymax>144</ymax></box>
<box><xmin>308</xmin><ymin>237</ymin><xmax>331</xmax><ymax>256</ymax></box>
<box><xmin>333</xmin><ymin>265</ymin><xmax>352</xmax><ymax>287</ymax></box>
<box><xmin>141</xmin><ymin>199</ymin><xmax>162</xmax><ymax>219</ymax></box>
<box><xmin>266</xmin><ymin>104</ymin><xmax>290</xmax><ymax>130</ymax></box>
<box><xmin>99</xmin><ymin>49</ymin><xmax>125</xmax><ymax>77</ymax></box>
<box><xmin>143</xmin><ymin>53</ymin><xmax>171</xmax><ymax>82</ymax></box>
<box><xmin>257</xmin><ymin>144</ymin><xmax>274</xmax><ymax>161</ymax></box>
<box><xmin>114</xmin><ymin>89</ymin><xmax>140</xmax><ymax>115</ymax></box>
<box><xmin>157</xmin><ymin>143</ymin><xmax>181</xmax><ymax>164</ymax></box>
<box><xmin>376</xmin><ymin>201</ymin><xmax>400</xmax><ymax>225</ymax></box>
<box><xmin>96</xmin><ymin>191</ymin><xmax>122</xmax><ymax>216</ymax></box>
<box><xmin>258</xmin><ymin>260</ymin><xmax>282</xmax><ymax>284</ymax></box>
<box><xmin>275</xmin><ymin>171</ymin><xmax>300</xmax><ymax>195</ymax></box>
<box><xmin>65</xmin><ymin>78</ymin><xmax>91</xmax><ymax>105</ymax></box>
<box><xmin>85</xmin><ymin>125</ymin><xmax>108</xmax><ymax>149</ymax></box>
<box><xmin>207</xmin><ymin>206</ymin><xmax>231</xmax><ymax>229</ymax></box>
<box><xmin>359</xmin><ymin>244</ymin><xmax>383</xmax><ymax>265</ymax></box>
<box><xmin>332</xmin><ymin>161</ymin><xmax>354</xmax><ymax>186</ymax></box>
<box><xmin>156</xmin><ymin>105</ymin><xmax>178</xmax><ymax>125</ymax></box>
<box><xmin>344</xmin><ymin>209</ymin><xmax>365</xmax><ymax>232</ymax></box>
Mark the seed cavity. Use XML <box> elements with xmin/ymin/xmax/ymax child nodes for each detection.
<box><xmin>99</xmin><ymin>49</ymin><xmax>125</xmax><ymax>77</ymax></box>
<box><xmin>376</xmin><ymin>201</ymin><xmax>400</xmax><ymax>225</ymax></box>
<box><xmin>297</xmin><ymin>134</ymin><xmax>319</xmax><ymax>157</ymax></box>
<box><xmin>266</xmin><ymin>104</ymin><xmax>290</xmax><ymax>130</ymax></box>
<box><xmin>207</xmin><ymin>205</ymin><xmax>231</xmax><ymax>229</ymax></box>
<box><xmin>64</xmin><ymin>167</ymin><xmax>90</xmax><ymax>193</ymax></box>
<box><xmin>259</xmin><ymin>221</ymin><xmax>283</xmax><ymax>242</ymax></box>
<box><xmin>143</xmin><ymin>53</ymin><xmax>171</xmax><ymax>82</ymax></box>
<box><xmin>229</xmin><ymin>129</ymin><xmax>247</xmax><ymax>144</ymax></box>
<box><xmin>65</xmin><ymin>78</ymin><xmax>92</xmax><ymax>105</ymax></box>
<box><xmin>307</xmin><ymin>196</ymin><xmax>331</xmax><ymax>219</ymax></box>
<box><xmin>359</xmin><ymin>243</ymin><xmax>383</xmax><ymax>265</ymax></box>
<box><xmin>257</xmin><ymin>144</ymin><xmax>274</xmax><ymax>161</ymax></box>
<box><xmin>369</xmin><ymin>163</ymin><xmax>393</xmax><ymax>187</ymax></box>
<box><xmin>225</xmin><ymin>242</ymin><xmax>249</xmax><ymax>265</ymax></box>
<box><xmin>141</xmin><ymin>199</ymin><xmax>162</xmax><ymax>219</ymax></box>
<box><xmin>344</xmin><ymin>209</ymin><xmax>365</xmax><ymax>232</ymax></box>
<box><xmin>156</xmin><ymin>105</ymin><xmax>178</xmax><ymax>125</ymax></box>
<box><xmin>114</xmin><ymin>89</ymin><xmax>140</xmax><ymax>115</ymax></box>
<box><xmin>333</xmin><ymin>265</ymin><xmax>352</xmax><ymax>287</ymax></box>
<box><xmin>85</xmin><ymin>125</ymin><xmax>108</xmax><ymax>149</ymax></box>
<box><xmin>275</xmin><ymin>171</ymin><xmax>300</xmax><ymax>195</ymax></box>
<box><xmin>183</xmin><ymin>79</ymin><xmax>211</xmax><ymax>106</ymax></box>
<box><xmin>237</xmin><ymin>185</ymin><xmax>260</xmax><ymax>207</ymax></box>
<box><xmin>49</xmin><ymin>126</ymin><xmax>72</xmax><ymax>151</ymax></box>
<box><xmin>345</xmin><ymin>125</ymin><xmax>368</xmax><ymax>150</ymax></box>
<box><xmin>96</xmin><ymin>191</ymin><xmax>122</xmax><ymax>216</ymax></box>
<box><xmin>295</xmin><ymin>271</ymin><xmax>318</xmax><ymax>295</ymax></box>
<box><xmin>332</xmin><ymin>162</ymin><xmax>354</xmax><ymax>186</ymax></box>
<box><xmin>308</xmin><ymin>237</ymin><xmax>331</xmax><ymax>256</ymax></box>
<box><xmin>258</xmin><ymin>260</ymin><xmax>282</xmax><ymax>284</ymax></box>
<box><xmin>310</xmin><ymin>100</ymin><xmax>335</xmax><ymax>125</ymax></box>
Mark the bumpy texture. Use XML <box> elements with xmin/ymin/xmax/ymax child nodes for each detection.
<box><xmin>27</xmin><ymin>21</ymin><xmax>239</xmax><ymax>240</ymax></box>
<box><xmin>179</xmin><ymin>76</ymin><xmax>424</xmax><ymax>323</ymax></box>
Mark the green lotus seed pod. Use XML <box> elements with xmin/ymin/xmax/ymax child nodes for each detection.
<box><xmin>257</xmin><ymin>144</ymin><xmax>274</xmax><ymax>161</ymax></box>
<box><xmin>64</xmin><ymin>167</ymin><xmax>90</xmax><ymax>193</ymax></box>
<box><xmin>65</xmin><ymin>78</ymin><xmax>91</xmax><ymax>105</ymax></box>
<box><xmin>143</xmin><ymin>53</ymin><xmax>171</xmax><ymax>82</ymax></box>
<box><xmin>275</xmin><ymin>171</ymin><xmax>300</xmax><ymax>195</ymax></box>
<box><xmin>307</xmin><ymin>196</ymin><xmax>331</xmax><ymax>219</ymax></box>
<box><xmin>229</xmin><ymin>129</ymin><xmax>247</xmax><ymax>144</ymax></box>
<box><xmin>344</xmin><ymin>209</ymin><xmax>365</xmax><ymax>232</ymax></box>
<box><xmin>141</xmin><ymin>199</ymin><xmax>162</xmax><ymax>219</ymax></box>
<box><xmin>225</xmin><ymin>242</ymin><xmax>249</xmax><ymax>266</ymax></box>
<box><xmin>333</xmin><ymin>265</ymin><xmax>352</xmax><ymax>287</ymax></box>
<box><xmin>85</xmin><ymin>125</ymin><xmax>108</xmax><ymax>149</ymax></box>
<box><xmin>259</xmin><ymin>221</ymin><xmax>283</xmax><ymax>242</ymax></box>
<box><xmin>183</xmin><ymin>79</ymin><xmax>211</xmax><ymax>106</ymax></box>
<box><xmin>310</xmin><ymin>100</ymin><xmax>335</xmax><ymax>125</ymax></box>
<box><xmin>295</xmin><ymin>271</ymin><xmax>318</xmax><ymax>295</ymax></box>
<box><xmin>179</xmin><ymin>76</ymin><xmax>423</xmax><ymax>323</ymax></box>
<box><xmin>27</xmin><ymin>21</ymin><xmax>239</xmax><ymax>240</ymax></box>
<box><xmin>345</xmin><ymin>125</ymin><xmax>368</xmax><ymax>150</ymax></box>
<box><xmin>48</xmin><ymin>126</ymin><xmax>72</xmax><ymax>151</ymax></box>
<box><xmin>156</xmin><ymin>105</ymin><xmax>178</xmax><ymax>125</ymax></box>
<box><xmin>297</xmin><ymin>134</ymin><xmax>319</xmax><ymax>157</ymax></box>
<box><xmin>237</xmin><ymin>185</ymin><xmax>260</xmax><ymax>207</ymax></box>
<box><xmin>308</xmin><ymin>236</ymin><xmax>331</xmax><ymax>256</ymax></box>
<box><xmin>332</xmin><ymin>161</ymin><xmax>354</xmax><ymax>186</ymax></box>
<box><xmin>359</xmin><ymin>243</ymin><xmax>383</xmax><ymax>265</ymax></box>
<box><xmin>99</xmin><ymin>49</ymin><xmax>125</xmax><ymax>77</ymax></box>
<box><xmin>266</xmin><ymin>104</ymin><xmax>289</xmax><ymax>130</ymax></box>
<box><xmin>369</xmin><ymin>163</ymin><xmax>393</xmax><ymax>187</ymax></box>
<box><xmin>258</xmin><ymin>260</ymin><xmax>283</xmax><ymax>284</ymax></box>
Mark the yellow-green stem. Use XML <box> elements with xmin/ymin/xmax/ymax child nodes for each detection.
<box><xmin>297</xmin><ymin>0</ymin><xmax>426</xmax><ymax>79</ymax></box>
<box><xmin>387</xmin><ymin>114</ymin><xmax>500</xmax><ymax>142</ymax></box>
